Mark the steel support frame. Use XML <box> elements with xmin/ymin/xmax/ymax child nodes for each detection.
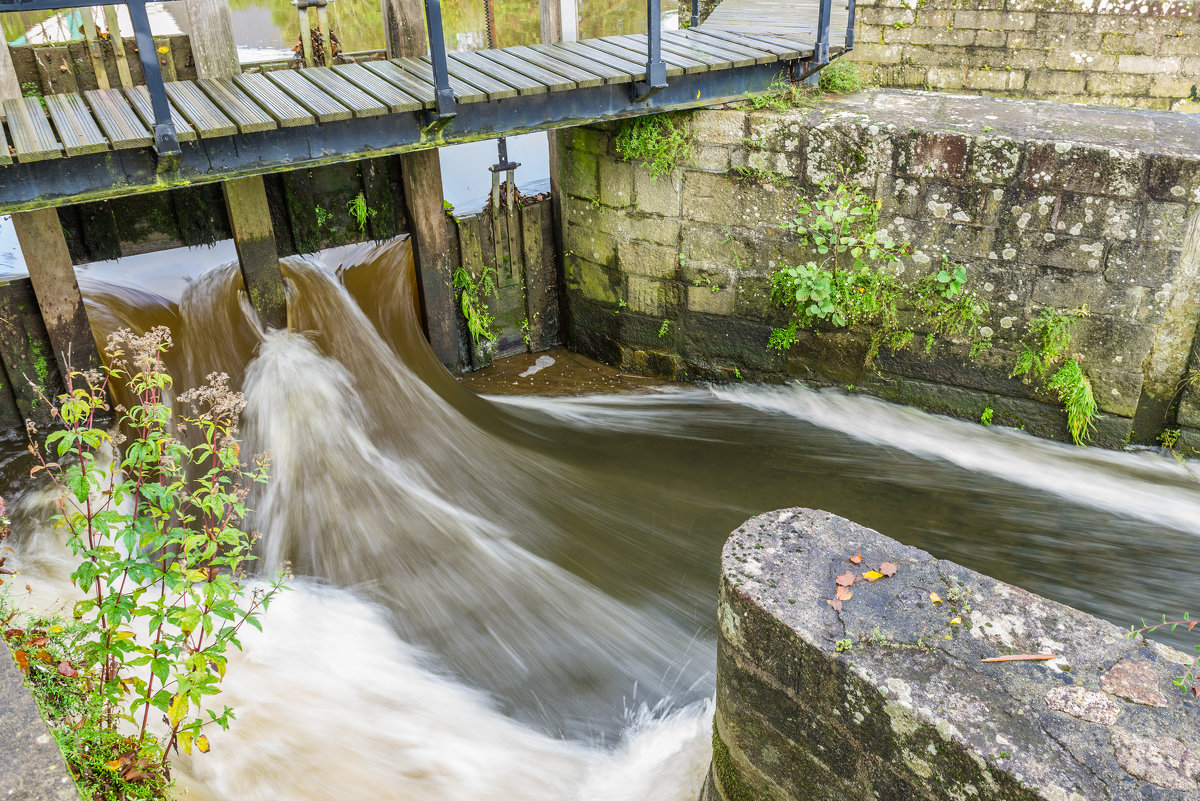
<box><xmin>0</xmin><ymin>0</ymin><xmax>182</xmax><ymax>168</ymax></box>
<box><xmin>422</xmin><ymin>0</ymin><xmax>456</xmax><ymax>127</ymax></box>
<box><xmin>633</xmin><ymin>0</ymin><xmax>668</xmax><ymax>101</ymax></box>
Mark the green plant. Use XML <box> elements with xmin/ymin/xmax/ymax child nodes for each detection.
<box><xmin>818</xmin><ymin>59</ymin><xmax>865</xmax><ymax>94</ymax></box>
<box><xmin>980</xmin><ymin>406</ymin><xmax>994</xmax><ymax>426</ymax></box>
<box><xmin>347</xmin><ymin>192</ymin><xmax>377</xmax><ymax>236</ymax></box>
<box><xmin>615</xmin><ymin>298</ymin><xmax>629</xmax><ymax>315</ymax></box>
<box><xmin>836</xmin><ymin>637</ymin><xmax>853</xmax><ymax>653</ymax></box>
<box><xmin>658</xmin><ymin>320</ymin><xmax>670</xmax><ymax>337</ymax></box>
<box><xmin>16</xmin><ymin>327</ymin><xmax>287</xmax><ymax>798</ymax></box>
<box><xmin>314</xmin><ymin>204</ymin><xmax>332</xmax><ymax>229</ymax></box>
<box><xmin>747</xmin><ymin>77</ymin><xmax>823</xmax><ymax>111</ymax></box>
<box><xmin>731</xmin><ymin>165</ymin><xmax>793</xmax><ymax>188</ymax></box>
<box><xmin>1011</xmin><ymin>306</ymin><xmax>1097</xmax><ymax>445</ymax></box>
<box><xmin>615</xmin><ymin>112</ymin><xmax>694</xmax><ymax>179</ymax></box>
<box><xmin>767</xmin><ymin>176</ymin><xmax>990</xmax><ymax>366</ymax></box>
<box><xmin>1160</xmin><ymin>428</ymin><xmax>1182</xmax><ymax>450</ymax></box>
<box><xmin>1128</xmin><ymin>614</ymin><xmax>1200</xmax><ymax>693</ymax></box>
<box><xmin>452</xmin><ymin>266</ymin><xmax>496</xmax><ymax>344</ymax></box>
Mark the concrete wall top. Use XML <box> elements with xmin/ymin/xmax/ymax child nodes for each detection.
<box><xmin>710</xmin><ymin>507</ymin><xmax>1200</xmax><ymax>800</ymax></box>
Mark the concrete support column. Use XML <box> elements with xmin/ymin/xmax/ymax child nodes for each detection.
<box><xmin>186</xmin><ymin>0</ymin><xmax>287</xmax><ymax>330</ymax></box>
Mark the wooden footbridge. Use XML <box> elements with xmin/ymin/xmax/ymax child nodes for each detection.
<box><xmin>0</xmin><ymin>0</ymin><xmax>850</xmax><ymax>428</ymax></box>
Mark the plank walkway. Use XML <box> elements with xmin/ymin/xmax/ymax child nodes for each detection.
<box><xmin>0</xmin><ymin>0</ymin><xmax>846</xmax><ymax>210</ymax></box>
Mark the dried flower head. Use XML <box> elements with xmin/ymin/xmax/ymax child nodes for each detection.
<box><xmin>177</xmin><ymin>372</ymin><xmax>246</xmax><ymax>430</ymax></box>
<box><xmin>105</xmin><ymin>326</ymin><xmax>172</xmax><ymax>374</ymax></box>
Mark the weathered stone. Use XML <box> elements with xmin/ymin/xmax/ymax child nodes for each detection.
<box><xmin>1044</xmin><ymin>686</ymin><xmax>1121</xmax><ymax>725</ymax></box>
<box><xmin>618</xmin><ymin>240</ymin><xmax>679</xmax><ymax>279</ymax></box>
<box><xmin>634</xmin><ymin>168</ymin><xmax>684</xmax><ymax>216</ymax></box>
<box><xmin>598</xmin><ymin>158</ymin><xmax>633</xmax><ymax>208</ymax></box>
<box><xmin>1112</xmin><ymin>730</ymin><xmax>1200</xmax><ymax>791</ymax></box>
<box><xmin>0</xmin><ymin>640</ymin><xmax>80</xmax><ymax>801</ymax></box>
<box><xmin>1101</xmin><ymin>658</ymin><xmax>1169</xmax><ymax>707</ymax></box>
<box><xmin>692</xmin><ymin>109</ymin><xmax>746</xmax><ymax>146</ymax></box>
<box><xmin>707</xmin><ymin>509</ymin><xmax>1200</xmax><ymax>801</ymax></box>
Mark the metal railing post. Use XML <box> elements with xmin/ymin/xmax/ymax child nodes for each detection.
<box><xmin>690</xmin><ymin>0</ymin><xmax>699</xmax><ymax>29</ymax></box>
<box><xmin>422</xmin><ymin>0</ymin><xmax>456</xmax><ymax>125</ymax></box>
<box><xmin>632</xmin><ymin>0</ymin><xmax>666</xmax><ymax>101</ymax></box>
<box><xmin>845</xmin><ymin>0</ymin><xmax>857</xmax><ymax>51</ymax></box>
<box><xmin>125</xmin><ymin>0</ymin><xmax>181</xmax><ymax>169</ymax></box>
<box><xmin>814</xmin><ymin>0</ymin><xmax>832</xmax><ymax>66</ymax></box>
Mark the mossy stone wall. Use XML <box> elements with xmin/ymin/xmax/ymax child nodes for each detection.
<box><xmin>846</xmin><ymin>0</ymin><xmax>1200</xmax><ymax>112</ymax></box>
<box><xmin>558</xmin><ymin>89</ymin><xmax>1200</xmax><ymax>448</ymax></box>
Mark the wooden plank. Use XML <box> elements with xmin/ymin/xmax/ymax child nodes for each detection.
<box><xmin>263</xmin><ymin>69</ymin><xmax>351</xmax><ymax>122</ymax></box>
<box><xmin>361</xmin><ymin>60</ymin><xmax>436</xmax><ymax>106</ymax></box>
<box><xmin>299</xmin><ymin>66</ymin><xmax>389</xmax><ymax>117</ymax></box>
<box><xmin>44</xmin><ymin>93</ymin><xmax>108</xmax><ymax>156</ymax></box>
<box><xmin>34</xmin><ymin>46</ymin><xmax>78</xmax><ymax>95</ymax></box>
<box><xmin>399</xmin><ymin>57</ymin><xmax>486</xmax><ymax>103</ymax></box>
<box><xmin>701</xmin><ymin>28</ymin><xmax>803</xmax><ymax>59</ymax></box>
<box><xmin>528</xmin><ymin>43</ymin><xmax>632</xmax><ymax>84</ymax></box>
<box><xmin>104</xmin><ymin>5</ymin><xmax>134</xmax><ymax>88</ymax></box>
<box><xmin>449</xmin><ymin>51</ymin><xmax>548</xmax><ymax>96</ymax></box>
<box><xmin>562</xmin><ymin>39</ymin><xmax>648</xmax><ymax>77</ymax></box>
<box><xmin>164</xmin><ymin>80</ymin><xmax>237</xmax><ymax>138</ymax></box>
<box><xmin>738</xmin><ymin>31</ymin><xmax>817</xmax><ymax>57</ymax></box>
<box><xmin>661</xmin><ymin>30</ymin><xmax>756</xmax><ymax>67</ymax></box>
<box><xmin>472</xmin><ymin>49</ymin><xmax>575</xmax><ymax>92</ymax></box>
<box><xmin>671</xmin><ymin>30</ymin><xmax>776</xmax><ymax>64</ymax></box>
<box><xmin>232</xmin><ymin>72</ymin><xmax>316</xmax><ymax>126</ymax></box>
<box><xmin>123</xmin><ymin>85</ymin><xmax>197</xmax><ymax>142</ymax></box>
<box><xmin>196</xmin><ymin>77</ymin><xmax>278</xmax><ymax>133</ymax></box>
<box><xmin>333</xmin><ymin>63</ymin><xmax>424</xmax><ymax>112</ymax></box>
<box><xmin>503</xmin><ymin>45</ymin><xmax>606</xmax><ymax>88</ymax></box>
<box><xmin>0</xmin><ymin>123</ymin><xmax>11</xmax><ymax>165</ymax></box>
<box><xmin>609</xmin><ymin>34</ymin><xmax>720</xmax><ymax>71</ymax></box>
<box><xmin>3</xmin><ymin>96</ymin><xmax>62</xmax><ymax>162</ymax></box>
<box><xmin>79</xmin><ymin>12</ymin><xmax>110</xmax><ymax>90</ymax></box>
<box><xmin>154</xmin><ymin>37</ymin><xmax>178</xmax><ymax>82</ymax></box>
<box><xmin>84</xmin><ymin>87</ymin><xmax>152</xmax><ymax>148</ymax></box>
<box><xmin>433</xmin><ymin>56</ymin><xmax>519</xmax><ymax>100</ymax></box>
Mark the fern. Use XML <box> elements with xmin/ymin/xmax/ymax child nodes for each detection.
<box><xmin>1048</xmin><ymin>358</ymin><xmax>1098</xmax><ymax>446</ymax></box>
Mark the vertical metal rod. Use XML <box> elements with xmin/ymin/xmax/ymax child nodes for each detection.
<box><xmin>690</xmin><ymin>0</ymin><xmax>699</xmax><ymax>29</ymax></box>
<box><xmin>126</xmin><ymin>0</ymin><xmax>179</xmax><ymax>165</ymax></box>
<box><xmin>633</xmin><ymin>0</ymin><xmax>665</xmax><ymax>99</ymax></box>
<box><xmin>423</xmin><ymin>0</ymin><xmax>455</xmax><ymax>119</ymax></box>
<box><xmin>814</xmin><ymin>0</ymin><xmax>832</xmax><ymax>65</ymax></box>
<box><xmin>845</xmin><ymin>0</ymin><xmax>857</xmax><ymax>51</ymax></box>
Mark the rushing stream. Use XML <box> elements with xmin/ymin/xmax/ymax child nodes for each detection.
<box><xmin>4</xmin><ymin>237</ymin><xmax>1200</xmax><ymax>800</ymax></box>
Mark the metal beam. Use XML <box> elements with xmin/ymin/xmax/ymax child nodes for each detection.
<box><xmin>422</xmin><ymin>0</ymin><xmax>456</xmax><ymax>124</ymax></box>
<box><xmin>633</xmin><ymin>0</ymin><xmax>668</xmax><ymax>102</ymax></box>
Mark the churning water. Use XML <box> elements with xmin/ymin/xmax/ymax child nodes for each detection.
<box><xmin>5</xmin><ymin>237</ymin><xmax>1200</xmax><ymax>800</ymax></box>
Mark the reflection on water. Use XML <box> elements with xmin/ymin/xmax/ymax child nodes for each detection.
<box><xmin>3</xmin><ymin>237</ymin><xmax>1199</xmax><ymax>800</ymax></box>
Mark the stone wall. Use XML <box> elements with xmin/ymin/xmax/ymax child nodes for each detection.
<box><xmin>846</xmin><ymin>0</ymin><xmax>1200</xmax><ymax>111</ymax></box>
<box><xmin>705</xmin><ymin>508</ymin><xmax>1200</xmax><ymax>801</ymax></box>
<box><xmin>558</xmin><ymin>89</ymin><xmax>1200</xmax><ymax>447</ymax></box>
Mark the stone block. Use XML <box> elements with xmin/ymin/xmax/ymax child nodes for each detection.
<box><xmin>626</xmin><ymin>274</ymin><xmax>675</xmax><ymax>315</ymax></box>
<box><xmin>618</xmin><ymin>240</ymin><xmax>680</xmax><ymax>279</ymax></box>
<box><xmin>681</xmin><ymin>223</ymin><xmax>759</xmax><ymax>273</ymax></box>
<box><xmin>687</xmin><ymin>282</ymin><xmax>736</xmax><ymax>315</ymax></box>
<box><xmin>1017</xmin><ymin>232</ymin><xmax>1107</xmax><ymax>272</ymax></box>
<box><xmin>692</xmin><ymin>109</ymin><xmax>746</xmax><ymax>146</ymax></box>
<box><xmin>1075</xmin><ymin>316</ymin><xmax>1157</xmax><ymax>369</ymax></box>
<box><xmin>963</xmin><ymin>68</ymin><xmax>1026</xmax><ymax>91</ymax></box>
<box><xmin>924</xmin><ymin>66</ymin><xmax>965</xmax><ymax>89</ymax></box>
<box><xmin>805</xmin><ymin>117</ymin><xmax>896</xmax><ymax>186</ymax></box>
<box><xmin>966</xmin><ymin>134</ymin><xmax>1021</xmax><ymax>185</ymax></box>
<box><xmin>598</xmin><ymin>158</ymin><xmax>633</xmax><ymax>208</ymax></box>
<box><xmin>746</xmin><ymin>112</ymin><xmax>806</xmax><ymax>153</ymax></box>
<box><xmin>897</xmin><ymin>130</ymin><xmax>971</xmax><ymax>181</ymax></box>
<box><xmin>1042</xmin><ymin>50</ymin><xmax>1116</xmax><ymax>72</ymax></box>
<box><xmin>576</xmin><ymin>259</ymin><xmax>619</xmax><ymax>304</ymax></box>
<box><xmin>562</xmin><ymin>149</ymin><xmax>599</xmax><ymax>199</ymax></box>
<box><xmin>1088</xmin><ymin>366</ymin><xmax>1145</xmax><ymax>417</ymax></box>
<box><xmin>621</xmin><ymin>215</ymin><xmax>683</xmax><ymax>247</ymax></box>
<box><xmin>1148</xmin><ymin>155</ymin><xmax>1200</xmax><ymax>204</ymax></box>
<box><xmin>1051</xmin><ymin>194</ymin><xmax>1143</xmax><ymax>241</ymax></box>
<box><xmin>1117</xmin><ymin>54</ymin><xmax>1182</xmax><ymax>74</ymax></box>
<box><xmin>1104</xmin><ymin>243</ymin><xmax>1182</xmax><ymax>288</ymax></box>
<box><xmin>565</xmin><ymin>222</ymin><xmax>616</xmax><ymax>267</ymax></box>
<box><xmin>690</xmin><ymin>145</ymin><xmax>731</xmax><ymax>172</ymax></box>
<box><xmin>1024</xmin><ymin>69</ymin><xmax>1086</xmax><ymax>96</ymax></box>
<box><xmin>1086</xmin><ymin>72</ymin><xmax>1153</xmax><ymax>96</ymax></box>
<box><xmin>1141</xmin><ymin>202</ymin><xmax>1196</xmax><ymax>245</ymax></box>
<box><xmin>973</xmin><ymin>29</ymin><xmax>1008</xmax><ymax>47</ymax></box>
<box><xmin>1020</xmin><ymin>141</ymin><xmax>1143</xmax><ymax>199</ymax></box>
<box><xmin>634</xmin><ymin>168</ymin><xmax>684</xmax><ymax>216</ymax></box>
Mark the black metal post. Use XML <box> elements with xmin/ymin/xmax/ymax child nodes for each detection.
<box><xmin>126</xmin><ymin>0</ymin><xmax>180</xmax><ymax>169</ymax></box>
<box><xmin>690</xmin><ymin>0</ymin><xmax>699</xmax><ymax>29</ymax></box>
<box><xmin>632</xmin><ymin>0</ymin><xmax>667</xmax><ymax>101</ymax></box>
<box><xmin>814</xmin><ymin>0</ymin><xmax>832</xmax><ymax>66</ymax></box>
<box><xmin>845</xmin><ymin>0</ymin><xmax>857</xmax><ymax>51</ymax></box>
<box><xmin>422</xmin><ymin>0</ymin><xmax>456</xmax><ymax>125</ymax></box>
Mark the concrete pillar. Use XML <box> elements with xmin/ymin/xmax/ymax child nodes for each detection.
<box><xmin>186</xmin><ymin>0</ymin><xmax>288</xmax><ymax>330</ymax></box>
<box><xmin>385</xmin><ymin>0</ymin><xmax>461</xmax><ymax>368</ymax></box>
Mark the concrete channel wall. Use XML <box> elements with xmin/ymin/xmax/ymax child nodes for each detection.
<box><xmin>558</xmin><ymin>89</ymin><xmax>1200</xmax><ymax>448</ymax></box>
<box><xmin>846</xmin><ymin>0</ymin><xmax>1200</xmax><ymax>112</ymax></box>
<box><xmin>705</xmin><ymin>508</ymin><xmax>1200</xmax><ymax>801</ymax></box>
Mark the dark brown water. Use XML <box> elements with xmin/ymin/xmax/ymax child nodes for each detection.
<box><xmin>5</xmin><ymin>236</ymin><xmax>1200</xmax><ymax>800</ymax></box>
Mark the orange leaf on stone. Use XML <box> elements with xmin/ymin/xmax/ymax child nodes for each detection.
<box><xmin>929</xmin><ymin>592</ymin><xmax>942</xmax><ymax>603</ymax></box>
<box><xmin>835</xmin><ymin>572</ymin><xmax>855</xmax><ymax>587</ymax></box>
<box><xmin>13</xmin><ymin>649</ymin><xmax>28</xmax><ymax>673</ymax></box>
<box><xmin>836</xmin><ymin>585</ymin><xmax>853</xmax><ymax>601</ymax></box>
<box><xmin>879</xmin><ymin>562</ymin><xmax>897</xmax><ymax>577</ymax></box>
<box><xmin>849</xmin><ymin>554</ymin><xmax>862</xmax><ymax>565</ymax></box>
<box><xmin>862</xmin><ymin>570</ymin><xmax>883</xmax><ymax>581</ymax></box>
<box><xmin>827</xmin><ymin>599</ymin><xmax>843</xmax><ymax>611</ymax></box>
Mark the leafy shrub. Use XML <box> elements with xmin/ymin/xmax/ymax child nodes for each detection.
<box><xmin>614</xmin><ymin>112</ymin><xmax>694</xmax><ymax>179</ymax></box>
<box><xmin>818</xmin><ymin>59</ymin><xmax>865</xmax><ymax>94</ymax></box>
<box><xmin>453</xmin><ymin>265</ymin><xmax>497</xmax><ymax>344</ymax></box>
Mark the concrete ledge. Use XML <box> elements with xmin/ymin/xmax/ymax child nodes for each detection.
<box><xmin>0</xmin><ymin>639</ymin><xmax>80</xmax><ymax>800</ymax></box>
<box><xmin>706</xmin><ymin>508</ymin><xmax>1200</xmax><ymax>801</ymax></box>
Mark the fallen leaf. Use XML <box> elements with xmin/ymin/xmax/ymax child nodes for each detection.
<box><xmin>863</xmin><ymin>570</ymin><xmax>883</xmax><ymax>581</ymax></box>
<box><xmin>981</xmin><ymin>654</ymin><xmax>1056</xmax><ymax>662</ymax></box>
<box><xmin>950</xmin><ymin>617</ymin><xmax>961</xmax><ymax>625</ymax></box>
<box><xmin>879</xmin><ymin>561</ymin><xmax>897</xmax><ymax>577</ymax></box>
<box><xmin>835</xmin><ymin>571</ymin><xmax>855</xmax><ymax>587</ymax></box>
<box><xmin>835</xmin><ymin>585</ymin><xmax>853</xmax><ymax>601</ymax></box>
<box><xmin>58</xmin><ymin>661</ymin><xmax>77</xmax><ymax>677</ymax></box>
<box><xmin>4</xmin><ymin>628</ymin><xmax>23</xmax><ymax>639</ymax></box>
<box><xmin>34</xmin><ymin>651</ymin><xmax>54</xmax><ymax>664</ymax></box>
<box><xmin>826</xmin><ymin>599</ymin><xmax>843</xmax><ymax>611</ymax></box>
<box><xmin>105</xmin><ymin>760</ymin><xmax>123</xmax><ymax>771</ymax></box>
<box><xmin>849</xmin><ymin>554</ymin><xmax>862</xmax><ymax>565</ymax></box>
<box><xmin>929</xmin><ymin>592</ymin><xmax>942</xmax><ymax>603</ymax></box>
<box><xmin>13</xmin><ymin>650</ymin><xmax>29</xmax><ymax>673</ymax></box>
<box><xmin>29</xmin><ymin>636</ymin><xmax>47</xmax><ymax>646</ymax></box>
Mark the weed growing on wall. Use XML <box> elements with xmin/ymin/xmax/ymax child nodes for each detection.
<box><xmin>5</xmin><ymin>327</ymin><xmax>288</xmax><ymax>799</ymax></box>
<box><xmin>1128</xmin><ymin>615</ymin><xmax>1200</xmax><ymax>694</ymax></box>
<box><xmin>615</xmin><ymin>112</ymin><xmax>694</xmax><ymax>179</ymax></box>
<box><xmin>347</xmin><ymin>192</ymin><xmax>377</xmax><ymax>236</ymax></box>
<box><xmin>1010</xmin><ymin>306</ymin><xmax>1097</xmax><ymax>445</ymax></box>
<box><xmin>818</xmin><ymin>59</ymin><xmax>866</xmax><ymax>94</ymax></box>
<box><xmin>453</xmin><ymin>265</ymin><xmax>497</xmax><ymax>344</ymax></box>
<box><xmin>746</xmin><ymin>77</ymin><xmax>824</xmax><ymax>111</ymax></box>
<box><xmin>768</xmin><ymin>178</ymin><xmax>991</xmax><ymax>366</ymax></box>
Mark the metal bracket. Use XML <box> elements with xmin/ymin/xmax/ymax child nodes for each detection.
<box><xmin>632</xmin><ymin>60</ymin><xmax>668</xmax><ymax>102</ymax></box>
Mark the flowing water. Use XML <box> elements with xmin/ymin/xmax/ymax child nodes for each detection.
<box><xmin>4</xmin><ymin>236</ymin><xmax>1200</xmax><ymax>800</ymax></box>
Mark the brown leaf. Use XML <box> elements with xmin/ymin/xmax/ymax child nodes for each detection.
<box><xmin>4</xmin><ymin>628</ymin><xmax>23</xmax><ymax>639</ymax></box>
<box><xmin>835</xmin><ymin>586</ymin><xmax>853</xmax><ymax>601</ymax></box>
<box><xmin>835</xmin><ymin>571</ymin><xmax>855</xmax><ymax>587</ymax></box>
<box><xmin>34</xmin><ymin>650</ymin><xmax>54</xmax><ymax>664</ymax></box>
<box><xmin>849</xmin><ymin>554</ymin><xmax>862</xmax><ymax>565</ymax></box>
<box><xmin>57</xmin><ymin>661</ymin><xmax>77</xmax><ymax>677</ymax></box>
<box><xmin>13</xmin><ymin>650</ymin><xmax>28</xmax><ymax>673</ymax></box>
<box><xmin>826</xmin><ymin>599</ymin><xmax>843</xmax><ymax>611</ymax></box>
<box><xmin>29</xmin><ymin>636</ymin><xmax>48</xmax><ymax>646</ymax></box>
<box><xmin>1189</xmin><ymin>621</ymin><xmax>1197</xmax><ymax>632</ymax></box>
<box><xmin>119</xmin><ymin>767</ymin><xmax>153</xmax><ymax>782</ymax></box>
<box><xmin>879</xmin><ymin>561</ymin><xmax>897</xmax><ymax>577</ymax></box>
<box><xmin>980</xmin><ymin>654</ymin><xmax>1057</xmax><ymax>662</ymax></box>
